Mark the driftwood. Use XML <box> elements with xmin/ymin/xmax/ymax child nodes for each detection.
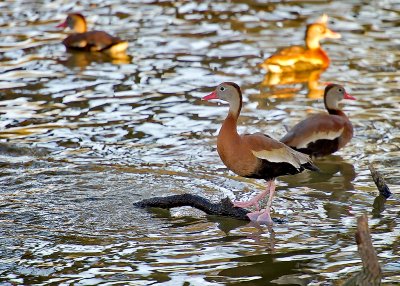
<box><xmin>369</xmin><ymin>164</ymin><xmax>391</xmax><ymax>198</ymax></box>
<box><xmin>133</xmin><ymin>165</ymin><xmax>391</xmax><ymax>225</ymax></box>
<box><xmin>342</xmin><ymin>214</ymin><xmax>382</xmax><ymax>286</ymax></box>
<box><xmin>133</xmin><ymin>194</ymin><xmax>285</xmax><ymax>223</ymax></box>
<box><xmin>133</xmin><ymin>194</ymin><xmax>251</xmax><ymax>220</ymax></box>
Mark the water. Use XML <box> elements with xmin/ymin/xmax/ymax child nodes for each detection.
<box><xmin>0</xmin><ymin>0</ymin><xmax>399</xmax><ymax>285</ymax></box>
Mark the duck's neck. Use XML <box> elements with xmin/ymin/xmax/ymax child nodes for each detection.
<box><xmin>325</xmin><ymin>100</ymin><xmax>344</xmax><ymax>116</ymax></box>
<box><xmin>219</xmin><ymin>98</ymin><xmax>242</xmax><ymax>138</ymax></box>
<box><xmin>324</xmin><ymin>93</ymin><xmax>341</xmax><ymax>115</ymax></box>
<box><xmin>74</xmin><ymin>19</ymin><xmax>87</xmax><ymax>33</ymax></box>
<box><xmin>221</xmin><ymin>112</ymin><xmax>238</xmax><ymax>135</ymax></box>
<box><xmin>306</xmin><ymin>36</ymin><xmax>321</xmax><ymax>50</ymax></box>
<box><xmin>327</xmin><ymin>108</ymin><xmax>345</xmax><ymax>116</ymax></box>
<box><xmin>229</xmin><ymin>96</ymin><xmax>241</xmax><ymax>119</ymax></box>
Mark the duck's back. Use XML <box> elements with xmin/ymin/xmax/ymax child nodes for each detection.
<box><xmin>281</xmin><ymin>113</ymin><xmax>350</xmax><ymax>157</ymax></box>
<box><xmin>261</xmin><ymin>46</ymin><xmax>328</xmax><ymax>73</ymax></box>
<box><xmin>62</xmin><ymin>31</ymin><xmax>127</xmax><ymax>52</ymax></box>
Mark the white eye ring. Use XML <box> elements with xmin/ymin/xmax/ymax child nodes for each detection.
<box><xmin>220</xmin><ymin>86</ymin><xmax>225</xmax><ymax>91</ymax></box>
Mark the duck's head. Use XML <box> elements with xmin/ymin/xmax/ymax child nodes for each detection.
<box><xmin>324</xmin><ymin>83</ymin><xmax>355</xmax><ymax>111</ymax></box>
<box><xmin>202</xmin><ymin>82</ymin><xmax>243</xmax><ymax>116</ymax></box>
<box><xmin>57</xmin><ymin>13</ymin><xmax>87</xmax><ymax>33</ymax></box>
<box><xmin>306</xmin><ymin>14</ymin><xmax>341</xmax><ymax>49</ymax></box>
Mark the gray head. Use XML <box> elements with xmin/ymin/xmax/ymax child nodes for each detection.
<box><xmin>324</xmin><ymin>84</ymin><xmax>355</xmax><ymax>111</ymax></box>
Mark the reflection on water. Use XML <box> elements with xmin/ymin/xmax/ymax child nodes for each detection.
<box><xmin>260</xmin><ymin>68</ymin><xmax>325</xmax><ymax>99</ymax></box>
<box><xmin>59</xmin><ymin>51</ymin><xmax>132</xmax><ymax>69</ymax></box>
<box><xmin>282</xmin><ymin>156</ymin><xmax>356</xmax><ymax>220</ymax></box>
<box><xmin>0</xmin><ymin>0</ymin><xmax>399</xmax><ymax>285</ymax></box>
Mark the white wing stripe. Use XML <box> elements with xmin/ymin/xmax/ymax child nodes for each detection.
<box><xmin>252</xmin><ymin>148</ymin><xmax>303</xmax><ymax>169</ymax></box>
<box><xmin>296</xmin><ymin>128</ymin><xmax>343</xmax><ymax>148</ymax></box>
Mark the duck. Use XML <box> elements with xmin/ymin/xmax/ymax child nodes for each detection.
<box><xmin>260</xmin><ymin>14</ymin><xmax>341</xmax><ymax>73</ymax></box>
<box><xmin>202</xmin><ymin>82</ymin><xmax>319</xmax><ymax>224</ymax></box>
<box><xmin>57</xmin><ymin>13</ymin><xmax>128</xmax><ymax>54</ymax></box>
<box><xmin>281</xmin><ymin>84</ymin><xmax>356</xmax><ymax>157</ymax></box>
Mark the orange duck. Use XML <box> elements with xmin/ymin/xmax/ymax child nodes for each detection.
<box><xmin>281</xmin><ymin>84</ymin><xmax>356</xmax><ymax>157</ymax></box>
<box><xmin>260</xmin><ymin>14</ymin><xmax>341</xmax><ymax>73</ymax></box>
<box><xmin>57</xmin><ymin>13</ymin><xmax>128</xmax><ymax>54</ymax></box>
<box><xmin>202</xmin><ymin>82</ymin><xmax>319</xmax><ymax>224</ymax></box>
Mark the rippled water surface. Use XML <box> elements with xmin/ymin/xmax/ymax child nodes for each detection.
<box><xmin>1</xmin><ymin>1</ymin><xmax>399</xmax><ymax>285</ymax></box>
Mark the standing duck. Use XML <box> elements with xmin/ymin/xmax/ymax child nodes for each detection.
<box><xmin>57</xmin><ymin>13</ymin><xmax>128</xmax><ymax>54</ymax></box>
<box><xmin>202</xmin><ymin>82</ymin><xmax>319</xmax><ymax>224</ymax></box>
<box><xmin>281</xmin><ymin>84</ymin><xmax>356</xmax><ymax>157</ymax></box>
<box><xmin>260</xmin><ymin>14</ymin><xmax>341</xmax><ymax>73</ymax></box>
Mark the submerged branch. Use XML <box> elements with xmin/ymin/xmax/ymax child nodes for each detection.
<box><xmin>355</xmin><ymin>215</ymin><xmax>382</xmax><ymax>284</ymax></box>
<box><xmin>342</xmin><ymin>214</ymin><xmax>382</xmax><ymax>286</ymax></box>
<box><xmin>133</xmin><ymin>194</ymin><xmax>251</xmax><ymax>220</ymax></box>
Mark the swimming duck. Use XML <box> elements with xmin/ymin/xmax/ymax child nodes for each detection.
<box><xmin>260</xmin><ymin>14</ymin><xmax>341</xmax><ymax>73</ymax></box>
<box><xmin>57</xmin><ymin>13</ymin><xmax>128</xmax><ymax>54</ymax></box>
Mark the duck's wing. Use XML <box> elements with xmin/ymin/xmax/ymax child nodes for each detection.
<box><xmin>264</xmin><ymin>46</ymin><xmax>307</xmax><ymax>65</ymax></box>
<box><xmin>242</xmin><ymin>132</ymin><xmax>313</xmax><ymax>170</ymax></box>
<box><xmin>63</xmin><ymin>31</ymin><xmax>125</xmax><ymax>51</ymax></box>
<box><xmin>281</xmin><ymin>114</ymin><xmax>346</xmax><ymax>149</ymax></box>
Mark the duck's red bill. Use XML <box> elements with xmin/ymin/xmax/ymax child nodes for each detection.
<box><xmin>202</xmin><ymin>91</ymin><xmax>218</xmax><ymax>101</ymax></box>
<box><xmin>344</xmin><ymin>92</ymin><xmax>356</xmax><ymax>100</ymax></box>
<box><xmin>326</xmin><ymin>29</ymin><xmax>341</xmax><ymax>39</ymax></box>
<box><xmin>56</xmin><ymin>21</ymin><xmax>67</xmax><ymax>28</ymax></box>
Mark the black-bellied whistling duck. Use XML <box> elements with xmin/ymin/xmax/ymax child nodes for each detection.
<box><xmin>260</xmin><ymin>14</ymin><xmax>341</xmax><ymax>73</ymax></box>
<box><xmin>57</xmin><ymin>13</ymin><xmax>128</xmax><ymax>54</ymax></box>
<box><xmin>281</xmin><ymin>84</ymin><xmax>356</xmax><ymax>157</ymax></box>
<box><xmin>202</xmin><ymin>82</ymin><xmax>319</xmax><ymax>224</ymax></box>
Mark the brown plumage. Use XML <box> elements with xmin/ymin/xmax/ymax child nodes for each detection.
<box><xmin>202</xmin><ymin>82</ymin><xmax>318</xmax><ymax>224</ymax></box>
<box><xmin>281</xmin><ymin>84</ymin><xmax>356</xmax><ymax>157</ymax></box>
<box><xmin>57</xmin><ymin>13</ymin><xmax>128</xmax><ymax>53</ymax></box>
<box><xmin>260</xmin><ymin>14</ymin><xmax>341</xmax><ymax>73</ymax></box>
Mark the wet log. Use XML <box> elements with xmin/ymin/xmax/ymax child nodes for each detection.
<box><xmin>133</xmin><ymin>194</ymin><xmax>251</xmax><ymax>220</ymax></box>
<box><xmin>342</xmin><ymin>214</ymin><xmax>382</xmax><ymax>286</ymax></box>
<box><xmin>369</xmin><ymin>164</ymin><xmax>391</xmax><ymax>198</ymax></box>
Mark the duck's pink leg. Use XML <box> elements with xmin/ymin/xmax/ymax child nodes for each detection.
<box><xmin>255</xmin><ymin>180</ymin><xmax>276</xmax><ymax>225</ymax></box>
<box><xmin>233</xmin><ymin>181</ymin><xmax>271</xmax><ymax>210</ymax></box>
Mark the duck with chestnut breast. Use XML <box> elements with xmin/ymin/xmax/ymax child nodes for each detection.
<box><xmin>281</xmin><ymin>84</ymin><xmax>356</xmax><ymax>157</ymax></box>
<box><xmin>57</xmin><ymin>13</ymin><xmax>128</xmax><ymax>54</ymax></box>
<box><xmin>260</xmin><ymin>14</ymin><xmax>341</xmax><ymax>73</ymax></box>
<box><xmin>202</xmin><ymin>82</ymin><xmax>319</xmax><ymax>224</ymax></box>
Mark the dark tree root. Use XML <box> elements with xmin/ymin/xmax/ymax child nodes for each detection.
<box><xmin>133</xmin><ymin>194</ymin><xmax>285</xmax><ymax>223</ymax></box>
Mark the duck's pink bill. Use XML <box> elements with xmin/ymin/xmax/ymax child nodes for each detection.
<box><xmin>202</xmin><ymin>91</ymin><xmax>218</xmax><ymax>101</ymax></box>
<box><xmin>56</xmin><ymin>21</ymin><xmax>67</xmax><ymax>28</ymax></box>
<box><xmin>327</xmin><ymin>30</ymin><xmax>341</xmax><ymax>39</ymax></box>
<box><xmin>344</xmin><ymin>92</ymin><xmax>356</xmax><ymax>100</ymax></box>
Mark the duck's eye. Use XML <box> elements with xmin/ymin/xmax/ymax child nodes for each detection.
<box><xmin>220</xmin><ymin>86</ymin><xmax>225</xmax><ymax>91</ymax></box>
<box><xmin>338</xmin><ymin>88</ymin><xmax>343</xmax><ymax>92</ymax></box>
